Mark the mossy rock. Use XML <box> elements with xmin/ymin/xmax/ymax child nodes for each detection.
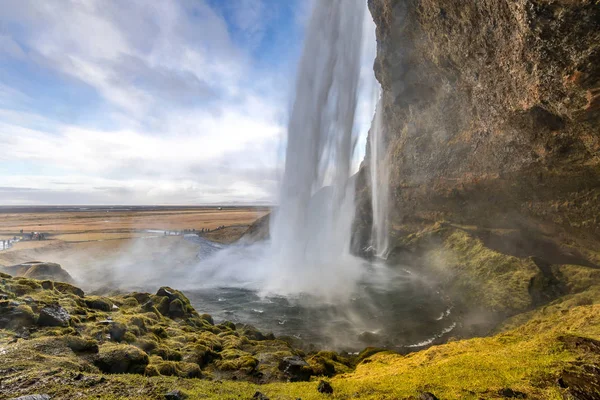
<box><xmin>200</xmin><ymin>313</ymin><xmax>214</xmax><ymax>325</ymax></box>
<box><xmin>152</xmin><ymin>345</ymin><xmax>183</xmax><ymax>361</ymax></box>
<box><xmin>0</xmin><ymin>302</ymin><xmax>36</xmax><ymax>330</ymax></box>
<box><xmin>216</xmin><ymin>349</ymin><xmax>259</xmax><ymax>373</ymax></box>
<box><xmin>218</xmin><ymin>321</ymin><xmax>236</xmax><ymax>331</ymax></box>
<box><xmin>53</xmin><ymin>282</ymin><xmax>85</xmax><ymax>297</ymax></box>
<box><xmin>181</xmin><ymin>343</ymin><xmax>219</xmax><ymax>366</ymax></box>
<box><xmin>154</xmin><ymin>287</ymin><xmax>197</xmax><ymax>319</ymax></box>
<box><xmin>84</xmin><ymin>296</ymin><xmax>113</xmax><ymax>312</ymax></box>
<box><xmin>65</xmin><ymin>336</ymin><xmax>99</xmax><ymax>353</ymax></box>
<box><xmin>94</xmin><ymin>344</ymin><xmax>149</xmax><ymax>374</ymax></box>
<box><xmin>149</xmin><ymin>360</ymin><xmax>202</xmax><ymax>378</ymax></box>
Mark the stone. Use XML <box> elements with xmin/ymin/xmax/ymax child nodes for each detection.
<box><xmin>94</xmin><ymin>344</ymin><xmax>149</xmax><ymax>374</ymax></box>
<box><xmin>252</xmin><ymin>392</ymin><xmax>269</xmax><ymax>400</ymax></box>
<box><xmin>0</xmin><ymin>302</ymin><xmax>36</xmax><ymax>330</ymax></box>
<box><xmin>317</xmin><ymin>380</ymin><xmax>333</xmax><ymax>394</ymax></box>
<box><xmin>278</xmin><ymin>356</ymin><xmax>313</xmax><ymax>382</ymax></box>
<box><xmin>108</xmin><ymin>323</ymin><xmax>127</xmax><ymax>342</ymax></box>
<box><xmin>168</xmin><ymin>299</ymin><xmax>186</xmax><ymax>318</ymax></box>
<box><xmin>164</xmin><ymin>390</ymin><xmax>188</xmax><ymax>400</ymax></box>
<box><xmin>10</xmin><ymin>395</ymin><xmax>51</xmax><ymax>400</ymax></box>
<box><xmin>37</xmin><ymin>305</ymin><xmax>70</xmax><ymax>327</ymax></box>
<box><xmin>419</xmin><ymin>393</ymin><xmax>440</xmax><ymax>400</ymax></box>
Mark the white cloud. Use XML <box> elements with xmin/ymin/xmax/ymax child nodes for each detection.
<box><xmin>0</xmin><ymin>0</ymin><xmax>293</xmax><ymax>204</ymax></box>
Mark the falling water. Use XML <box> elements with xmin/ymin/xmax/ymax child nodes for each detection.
<box><xmin>268</xmin><ymin>0</ymin><xmax>367</xmax><ymax>299</ymax></box>
<box><xmin>369</xmin><ymin>97</ymin><xmax>390</xmax><ymax>258</ymax></box>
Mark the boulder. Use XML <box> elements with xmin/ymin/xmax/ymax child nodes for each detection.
<box><xmin>10</xmin><ymin>395</ymin><xmax>51</xmax><ymax>400</ymax></box>
<box><xmin>278</xmin><ymin>356</ymin><xmax>313</xmax><ymax>382</ymax></box>
<box><xmin>0</xmin><ymin>302</ymin><xmax>36</xmax><ymax>330</ymax></box>
<box><xmin>252</xmin><ymin>392</ymin><xmax>270</xmax><ymax>400</ymax></box>
<box><xmin>317</xmin><ymin>380</ymin><xmax>333</xmax><ymax>394</ymax></box>
<box><xmin>84</xmin><ymin>297</ymin><xmax>113</xmax><ymax>312</ymax></box>
<box><xmin>37</xmin><ymin>305</ymin><xmax>70</xmax><ymax>327</ymax></box>
<box><xmin>108</xmin><ymin>323</ymin><xmax>127</xmax><ymax>342</ymax></box>
<box><xmin>94</xmin><ymin>344</ymin><xmax>149</xmax><ymax>374</ymax></box>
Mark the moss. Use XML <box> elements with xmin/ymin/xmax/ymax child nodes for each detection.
<box><xmin>95</xmin><ymin>343</ymin><xmax>149</xmax><ymax>374</ymax></box>
<box><xmin>84</xmin><ymin>296</ymin><xmax>113</xmax><ymax>312</ymax></box>
<box><xmin>424</xmin><ymin>229</ymin><xmax>539</xmax><ymax>313</ymax></box>
<box><xmin>133</xmin><ymin>338</ymin><xmax>158</xmax><ymax>353</ymax></box>
<box><xmin>200</xmin><ymin>313</ymin><xmax>214</xmax><ymax>325</ymax></box>
<box><xmin>65</xmin><ymin>336</ymin><xmax>99</xmax><ymax>353</ymax></box>
<box><xmin>152</xmin><ymin>345</ymin><xmax>183</xmax><ymax>361</ymax></box>
<box><xmin>150</xmin><ymin>360</ymin><xmax>202</xmax><ymax>378</ymax></box>
<box><xmin>216</xmin><ymin>349</ymin><xmax>259</xmax><ymax>373</ymax></box>
<box><xmin>53</xmin><ymin>282</ymin><xmax>85</xmax><ymax>297</ymax></box>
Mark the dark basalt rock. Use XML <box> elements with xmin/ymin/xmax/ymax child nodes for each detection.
<box><xmin>317</xmin><ymin>380</ymin><xmax>333</xmax><ymax>394</ymax></box>
<box><xmin>37</xmin><ymin>305</ymin><xmax>70</xmax><ymax>327</ymax></box>
<box><xmin>252</xmin><ymin>392</ymin><xmax>269</xmax><ymax>400</ymax></box>
<box><xmin>278</xmin><ymin>356</ymin><xmax>313</xmax><ymax>382</ymax></box>
<box><xmin>164</xmin><ymin>390</ymin><xmax>188</xmax><ymax>400</ymax></box>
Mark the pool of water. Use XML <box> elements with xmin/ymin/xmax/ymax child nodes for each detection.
<box><xmin>185</xmin><ymin>268</ymin><xmax>455</xmax><ymax>352</ymax></box>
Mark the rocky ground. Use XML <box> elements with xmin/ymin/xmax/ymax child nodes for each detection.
<box><xmin>0</xmin><ymin>247</ymin><xmax>599</xmax><ymax>399</ymax></box>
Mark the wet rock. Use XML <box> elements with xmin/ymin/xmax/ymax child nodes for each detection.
<box><xmin>10</xmin><ymin>395</ymin><xmax>51</xmax><ymax>400</ymax></box>
<box><xmin>317</xmin><ymin>380</ymin><xmax>333</xmax><ymax>394</ymax></box>
<box><xmin>419</xmin><ymin>393</ymin><xmax>440</xmax><ymax>400</ymax></box>
<box><xmin>252</xmin><ymin>392</ymin><xmax>269</xmax><ymax>400</ymax></box>
<box><xmin>164</xmin><ymin>390</ymin><xmax>188</xmax><ymax>400</ymax></box>
<box><xmin>37</xmin><ymin>305</ymin><xmax>70</xmax><ymax>327</ymax></box>
<box><xmin>278</xmin><ymin>355</ymin><xmax>313</xmax><ymax>382</ymax></box>
<box><xmin>94</xmin><ymin>344</ymin><xmax>149</xmax><ymax>374</ymax></box>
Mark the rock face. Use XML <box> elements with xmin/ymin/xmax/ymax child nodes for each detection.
<box><xmin>361</xmin><ymin>0</ymin><xmax>600</xmax><ymax>262</ymax></box>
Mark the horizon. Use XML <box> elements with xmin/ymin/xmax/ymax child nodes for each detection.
<box><xmin>0</xmin><ymin>0</ymin><xmax>376</xmax><ymax>206</ymax></box>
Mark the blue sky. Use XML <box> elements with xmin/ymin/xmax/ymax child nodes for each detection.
<box><xmin>0</xmin><ymin>0</ymin><xmax>375</xmax><ymax>205</ymax></box>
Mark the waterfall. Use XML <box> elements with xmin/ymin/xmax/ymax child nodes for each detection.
<box><xmin>268</xmin><ymin>0</ymin><xmax>367</xmax><ymax>299</ymax></box>
<box><xmin>369</xmin><ymin>97</ymin><xmax>390</xmax><ymax>258</ymax></box>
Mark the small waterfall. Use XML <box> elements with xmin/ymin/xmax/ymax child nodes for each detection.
<box><xmin>268</xmin><ymin>0</ymin><xmax>367</xmax><ymax>299</ymax></box>
<box><xmin>369</xmin><ymin>97</ymin><xmax>390</xmax><ymax>258</ymax></box>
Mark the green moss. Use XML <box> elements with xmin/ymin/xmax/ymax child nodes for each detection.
<box><xmin>84</xmin><ymin>296</ymin><xmax>113</xmax><ymax>312</ymax></box>
<box><xmin>65</xmin><ymin>336</ymin><xmax>99</xmax><ymax>353</ymax></box>
<box><xmin>152</xmin><ymin>345</ymin><xmax>182</xmax><ymax>361</ymax></box>
<box><xmin>150</xmin><ymin>360</ymin><xmax>202</xmax><ymax>378</ymax></box>
<box><xmin>95</xmin><ymin>343</ymin><xmax>149</xmax><ymax>374</ymax></box>
<box><xmin>425</xmin><ymin>229</ymin><xmax>539</xmax><ymax>313</ymax></box>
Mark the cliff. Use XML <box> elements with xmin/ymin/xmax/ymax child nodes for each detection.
<box><xmin>362</xmin><ymin>0</ymin><xmax>599</xmax><ymax>260</ymax></box>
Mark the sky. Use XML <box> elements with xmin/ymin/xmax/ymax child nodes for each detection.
<box><xmin>0</xmin><ymin>0</ymin><xmax>376</xmax><ymax>205</ymax></box>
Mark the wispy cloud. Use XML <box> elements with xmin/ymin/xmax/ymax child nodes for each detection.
<box><xmin>0</xmin><ymin>0</ymin><xmax>302</xmax><ymax>204</ymax></box>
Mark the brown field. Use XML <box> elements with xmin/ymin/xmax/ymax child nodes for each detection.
<box><xmin>0</xmin><ymin>207</ymin><xmax>268</xmax><ymax>287</ymax></box>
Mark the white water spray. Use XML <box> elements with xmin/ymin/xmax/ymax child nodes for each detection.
<box><xmin>267</xmin><ymin>0</ymin><xmax>367</xmax><ymax>298</ymax></box>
